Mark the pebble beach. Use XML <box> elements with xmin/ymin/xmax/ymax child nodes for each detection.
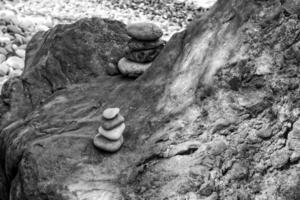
<box><xmin>0</xmin><ymin>0</ymin><xmax>216</xmax><ymax>92</ymax></box>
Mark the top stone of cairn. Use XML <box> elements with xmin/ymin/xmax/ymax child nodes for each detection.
<box><xmin>102</xmin><ymin>107</ymin><xmax>120</xmax><ymax>120</ymax></box>
<box><xmin>126</xmin><ymin>22</ymin><xmax>163</xmax><ymax>41</ymax></box>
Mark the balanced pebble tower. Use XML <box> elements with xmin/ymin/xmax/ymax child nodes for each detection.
<box><xmin>118</xmin><ymin>22</ymin><xmax>165</xmax><ymax>78</ymax></box>
<box><xmin>93</xmin><ymin>108</ymin><xmax>125</xmax><ymax>152</ymax></box>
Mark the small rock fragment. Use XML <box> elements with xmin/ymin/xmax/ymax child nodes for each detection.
<box><xmin>0</xmin><ymin>62</ymin><xmax>9</xmax><ymax>76</ymax></box>
<box><xmin>228</xmin><ymin>162</ymin><xmax>249</xmax><ymax>180</ymax></box>
<box><xmin>5</xmin><ymin>43</ymin><xmax>14</xmax><ymax>53</ymax></box>
<box><xmin>0</xmin><ymin>36</ymin><xmax>10</xmax><ymax>45</ymax></box>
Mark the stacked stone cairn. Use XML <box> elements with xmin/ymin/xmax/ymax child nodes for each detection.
<box><xmin>93</xmin><ymin>108</ymin><xmax>125</xmax><ymax>152</ymax></box>
<box><xmin>118</xmin><ymin>22</ymin><xmax>166</xmax><ymax>78</ymax></box>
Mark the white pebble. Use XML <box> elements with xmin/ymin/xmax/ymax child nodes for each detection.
<box><xmin>36</xmin><ymin>25</ymin><xmax>49</xmax><ymax>32</ymax></box>
<box><xmin>9</xmin><ymin>68</ymin><xmax>22</xmax><ymax>78</ymax></box>
<box><xmin>0</xmin><ymin>62</ymin><xmax>9</xmax><ymax>76</ymax></box>
<box><xmin>6</xmin><ymin>56</ymin><xmax>24</xmax><ymax>70</ymax></box>
<box><xmin>16</xmin><ymin>49</ymin><xmax>26</xmax><ymax>58</ymax></box>
<box><xmin>0</xmin><ymin>36</ymin><xmax>10</xmax><ymax>44</ymax></box>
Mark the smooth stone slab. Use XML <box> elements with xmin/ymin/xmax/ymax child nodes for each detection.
<box><xmin>103</xmin><ymin>107</ymin><xmax>120</xmax><ymax>120</ymax></box>
<box><xmin>128</xmin><ymin>39</ymin><xmax>166</xmax><ymax>51</ymax></box>
<box><xmin>118</xmin><ymin>57</ymin><xmax>152</xmax><ymax>78</ymax></box>
<box><xmin>127</xmin><ymin>22</ymin><xmax>163</xmax><ymax>41</ymax></box>
<box><xmin>125</xmin><ymin>47</ymin><xmax>163</xmax><ymax>63</ymax></box>
<box><xmin>102</xmin><ymin>114</ymin><xmax>125</xmax><ymax>130</ymax></box>
<box><xmin>98</xmin><ymin>123</ymin><xmax>125</xmax><ymax>141</ymax></box>
<box><xmin>93</xmin><ymin>134</ymin><xmax>124</xmax><ymax>153</ymax></box>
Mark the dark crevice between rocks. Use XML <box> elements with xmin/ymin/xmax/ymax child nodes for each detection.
<box><xmin>174</xmin><ymin>146</ymin><xmax>199</xmax><ymax>156</ymax></box>
<box><xmin>136</xmin><ymin>153</ymin><xmax>165</xmax><ymax>168</ymax></box>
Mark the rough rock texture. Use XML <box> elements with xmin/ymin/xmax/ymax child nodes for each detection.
<box><xmin>126</xmin><ymin>22</ymin><xmax>163</xmax><ymax>41</ymax></box>
<box><xmin>125</xmin><ymin>47</ymin><xmax>164</xmax><ymax>63</ymax></box>
<box><xmin>0</xmin><ymin>17</ymin><xmax>129</xmax><ymax>128</ymax></box>
<box><xmin>1</xmin><ymin>0</ymin><xmax>300</xmax><ymax>199</ymax></box>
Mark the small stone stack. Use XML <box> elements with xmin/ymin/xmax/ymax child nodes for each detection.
<box><xmin>93</xmin><ymin>108</ymin><xmax>125</xmax><ymax>153</ymax></box>
<box><xmin>118</xmin><ymin>22</ymin><xmax>166</xmax><ymax>78</ymax></box>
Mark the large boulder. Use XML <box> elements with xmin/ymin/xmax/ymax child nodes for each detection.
<box><xmin>0</xmin><ymin>17</ymin><xmax>129</xmax><ymax>128</ymax></box>
<box><xmin>1</xmin><ymin>0</ymin><xmax>300</xmax><ymax>199</ymax></box>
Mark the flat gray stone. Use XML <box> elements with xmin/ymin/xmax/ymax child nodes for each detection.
<box><xmin>98</xmin><ymin>123</ymin><xmax>125</xmax><ymax>141</ymax></box>
<box><xmin>128</xmin><ymin>39</ymin><xmax>166</xmax><ymax>51</ymax></box>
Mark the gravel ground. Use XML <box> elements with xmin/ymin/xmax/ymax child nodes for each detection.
<box><xmin>0</xmin><ymin>0</ymin><xmax>216</xmax><ymax>92</ymax></box>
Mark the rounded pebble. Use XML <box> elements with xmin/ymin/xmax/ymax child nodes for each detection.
<box><xmin>98</xmin><ymin>123</ymin><xmax>125</xmax><ymax>141</ymax></box>
<box><xmin>125</xmin><ymin>47</ymin><xmax>163</xmax><ymax>63</ymax></box>
<box><xmin>127</xmin><ymin>39</ymin><xmax>166</xmax><ymax>51</ymax></box>
<box><xmin>103</xmin><ymin>107</ymin><xmax>120</xmax><ymax>120</ymax></box>
<box><xmin>16</xmin><ymin>49</ymin><xmax>26</xmax><ymax>58</ymax></box>
<box><xmin>6</xmin><ymin>56</ymin><xmax>24</xmax><ymax>70</ymax></box>
<box><xmin>127</xmin><ymin>22</ymin><xmax>163</xmax><ymax>41</ymax></box>
<box><xmin>102</xmin><ymin>114</ymin><xmax>125</xmax><ymax>130</ymax></box>
<box><xmin>0</xmin><ymin>63</ymin><xmax>10</xmax><ymax>76</ymax></box>
<box><xmin>104</xmin><ymin>62</ymin><xmax>120</xmax><ymax>76</ymax></box>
